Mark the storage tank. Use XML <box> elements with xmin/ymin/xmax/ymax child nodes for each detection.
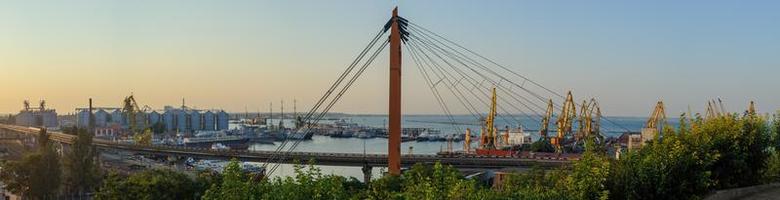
<box><xmin>95</xmin><ymin>109</ymin><xmax>109</xmax><ymax>127</ymax></box>
<box><xmin>110</xmin><ymin>109</ymin><xmax>124</xmax><ymax>126</ymax></box>
<box><xmin>177</xmin><ymin>110</ymin><xmax>189</xmax><ymax>133</ymax></box>
<box><xmin>14</xmin><ymin>111</ymin><xmax>34</xmax><ymax>127</ymax></box>
<box><xmin>163</xmin><ymin>110</ymin><xmax>176</xmax><ymax>131</ymax></box>
<box><xmin>216</xmin><ymin>110</ymin><xmax>229</xmax><ymax>130</ymax></box>
<box><xmin>77</xmin><ymin>109</ymin><xmax>90</xmax><ymax>128</ymax></box>
<box><xmin>148</xmin><ymin>111</ymin><xmax>161</xmax><ymax>125</ymax></box>
<box><xmin>41</xmin><ymin>110</ymin><xmax>58</xmax><ymax>128</ymax></box>
<box><xmin>203</xmin><ymin>111</ymin><xmax>216</xmax><ymax>131</ymax></box>
<box><xmin>190</xmin><ymin>111</ymin><xmax>201</xmax><ymax>131</ymax></box>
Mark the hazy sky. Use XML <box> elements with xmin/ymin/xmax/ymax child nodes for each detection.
<box><xmin>1</xmin><ymin>1</ymin><xmax>778</xmax><ymax>116</ymax></box>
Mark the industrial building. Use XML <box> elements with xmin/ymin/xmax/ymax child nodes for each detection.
<box><xmin>75</xmin><ymin>105</ymin><xmax>229</xmax><ymax>133</ymax></box>
<box><xmin>15</xmin><ymin>100</ymin><xmax>58</xmax><ymax>128</ymax></box>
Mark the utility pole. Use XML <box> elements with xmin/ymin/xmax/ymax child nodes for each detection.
<box><xmin>388</xmin><ymin>7</ymin><xmax>402</xmax><ymax>176</ymax></box>
<box><xmin>279</xmin><ymin>99</ymin><xmax>284</xmax><ymax>129</ymax></box>
<box><xmin>88</xmin><ymin>98</ymin><xmax>95</xmax><ymax>134</ymax></box>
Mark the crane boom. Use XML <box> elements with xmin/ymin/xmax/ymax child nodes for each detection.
<box><xmin>553</xmin><ymin>91</ymin><xmax>576</xmax><ymax>152</ymax></box>
<box><xmin>641</xmin><ymin>101</ymin><xmax>666</xmax><ymax>144</ymax></box>
<box><xmin>539</xmin><ymin>99</ymin><xmax>553</xmax><ymax>139</ymax></box>
<box><xmin>481</xmin><ymin>87</ymin><xmax>498</xmax><ymax>150</ymax></box>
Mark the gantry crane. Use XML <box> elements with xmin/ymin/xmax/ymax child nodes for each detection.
<box><xmin>552</xmin><ymin>91</ymin><xmax>576</xmax><ymax>152</ymax></box>
<box><xmin>641</xmin><ymin>101</ymin><xmax>666</xmax><ymax>144</ymax></box>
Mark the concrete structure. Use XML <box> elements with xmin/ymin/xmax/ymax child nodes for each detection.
<box><xmin>163</xmin><ymin>109</ymin><xmax>176</xmax><ymax>131</ymax></box>
<box><xmin>15</xmin><ymin>110</ymin><xmax>58</xmax><ymax>128</ymax></box>
<box><xmin>190</xmin><ymin>111</ymin><xmax>201</xmax><ymax>131</ymax></box>
<box><xmin>73</xmin><ymin>105</ymin><xmax>227</xmax><ymax>133</ymax></box>
<box><xmin>203</xmin><ymin>111</ymin><xmax>215</xmax><ymax>131</ymax></box>
<box><xmin>177</xmin><ymin>110</ymin><xmax>189</xmax><ymax>133</ymax></box>
<box><xmin>94</xmin><ymin>109</ymin><xmax>109</xmax><ymax>127</ymax></box>
<box><xmin>148</xmin><ymin>111</ymin><xmax>161</xmax><ymax>125</ymax></box>
<box><xmin>628</xmin><ymin>134</ymin><xmax>643</xmax><ymax>150</ymax></box>
<box><xmin>110</xmin><ymin>109</ymin><xmax>124</xmax><ymax>125</ymax></box>
<box><xmin>217</xmin><ymin>111</ymin><xmax>229</xmax><ymax>130</ymax></box>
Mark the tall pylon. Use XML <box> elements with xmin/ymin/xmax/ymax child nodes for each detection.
<box><xmin>387</xmin><ymin>7</ymin><xmax>402</xmax><ymax>176</ymax></box>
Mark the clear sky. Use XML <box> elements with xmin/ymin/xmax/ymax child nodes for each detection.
<box><xmin>1</xmin><ymin>1</ymin><xmax>778</xmax><ymax>116</ymax></box>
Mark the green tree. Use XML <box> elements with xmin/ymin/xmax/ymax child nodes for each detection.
<box><xmin>0</xmin><ymin>128</ymin><xmax>62</xmax><ymax>199</ymax></box>
<box><xmin>63</xmin><ymin>127</ymin><xmax>101</xmax><ymax>197</ymax></box>
<box><xmin>261</xmin><ymin>160</ymin><xmax>361</xmax><ymax>200</ymax></box>
<box><xmin>765</xmin><ymin>151</ymin><xmax>780</xmax><ymax>183</ymax></box>
<box><xmin>202</xmin><ymin>159</ymin><xmax>251</xmax><ymax>200</ymax></box>
<box><xmin>95</xmin><ymin>169</ymin><xmax>199</xmax><ymax>200</ymax></box>
<box><xmin>134</xmin><ymin>129</ymin><xmax>153</xmax><ymax>145</ymax></box>
<box><xmin>607</xmin><ymin>125</ymin><xmax>716</xmax><ymax>200</ymax></box>
<box><xmin>567</xmin><ymin>151</ymin><xmax>610</xmax><ymax>200</ymax></box>
<box><xmin>529</xmin><ymin>138</ymin><xmax>555</xmax><ymax>153</ymax></box>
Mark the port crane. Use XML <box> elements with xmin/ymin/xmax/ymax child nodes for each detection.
<box><xmin>641</xmin><ymin>101</ymin><xmax>667</xmax><ymax>143</ymax></box>
<box><xmin>552</xmin><ymin>91</ymin><xmax>576</xmax><ymax>152</ymax></box>
<box><xmin>577</xmin><ymin>98</ymin><xmax>603</xmax><ymax>144</ymax></box>
<box><xmin>479</xmin><ymin>87</ymin><xmax>498</xmax><ymax>150</ymax></box>
<box><xmin>539</xmin><ymin>99</ymin><xmax>554</xmax><ymax>139</ymax></box>
<box><xmin>123</xmin><ymin>94</ymin><xmax>152</xmax><ymax>144</ymax></box>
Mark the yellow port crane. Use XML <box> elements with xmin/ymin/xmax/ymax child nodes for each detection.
<box><xmin>705</xmin><ymin>98</ymin><xmax>727</xmax><ymax>119</ymax></box>
<box><xmin>464</xmin><ymin>128</ymin><xmax>472</xmax><ymax>152</ymax></box>
<box><xmin>123</xmin><ymin>94</ymin><xmax>151</xmax><ymax>145</ymax></box>
<box><xmin>641</xmin><ymin>101</ymin><xmax>666</xmax><ymax>143</ymax></box>
<box><xmin>577</xmin><ymin>98</ymin><xmax>602</xmax><ymax>143</ymax></box>
<box><xmin>480</xmin><ymin>87</ymin><xmax>498</xmax><ymax>150</ymax></box>
<box><xmin>553</xmin><ymin>91</ymin><xmax>576</xmax><ymax>152</ymax></box>
<box><xmin>539</xmin><ymin>99</ymin><xmax>554</xmax><ymax>139</ymax></box>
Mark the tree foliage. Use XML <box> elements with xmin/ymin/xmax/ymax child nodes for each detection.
<box><xmin>89</xmin><ymin>109</ymin><xmax>780</xmax><ymax>200</ymax></box>
<box><xmin>95</xmin><ymin>169</ymin><xmax>200</xmax><ymax>200</ymax></box>
<box><xmin>62</xmin><ymin>126</ymin><xmax>101</xmax><ymax>196</ymax></box>
<box><xmin>0</xmin><ymin>128</ymin><xmax>62</xmax><ymax>199</ymax></box>
<box><xmin>529</xmin><ymin>138</ymin><xmax>555</xmax><ymax>153</ymax></box>
<box><xmin>134</xmin><ymin>129</ymin><xmax>153</xmax><ymax>145</ymax></box>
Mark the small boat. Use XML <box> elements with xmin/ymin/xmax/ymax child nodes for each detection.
<box><xmin>211</xmin><ymin>143</ymin><xmax>230</xmax><ymax>150</ymax></box>
<box><xmin>356</xmin><ymin>131</ymin><xmax>374</xmax><ymax>139</ymax></box>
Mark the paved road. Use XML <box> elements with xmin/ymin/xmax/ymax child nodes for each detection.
<box><xmin>736</xmin><ymin>186</ymin><xmax>780</xmax><ymax>200</ymax></box>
